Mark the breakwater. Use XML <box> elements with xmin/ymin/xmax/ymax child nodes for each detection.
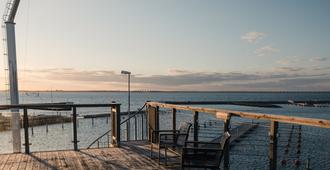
<box><xmin>0</xmin><ymin>114</ymin><xmax>71</xmax><ymax>131</ymax></box>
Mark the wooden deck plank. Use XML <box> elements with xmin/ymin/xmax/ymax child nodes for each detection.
<box><xmin>95</xmin><ymin>149</ymin><xmax>117</xmax><ymax>169</ymax></box>
<box><xmin>2</xmin><ymin>153</ymin><xmax>18</xmax><ymax>170</ymax></box>
<box><xmin>24</xmin><ymin>154</ymin><xmax>33</xmax><ymax>170</ymax></box>
<box><xmin>0</xmin><ymin>141</ymin><xmax>173</xmax><ymax>170</ymax></box>
<box><xmin>85</xmin><ymin>149</ymin><xmax>106</xmax><ymax>170</ymax></box>
<box><xmin>10</xmin><ymin>153</ymin><xmax>22</xmax><ymax>170</ymax></box>
<box><xmin>78</xmin><ymin>150</ymin><xmax>103</xmax><ymax>170</ymax></box>
<box><xmin>0</xmin><ymin>154</ymin><xmax>10</xmax><ymax>169</ymax></box>
<box><xmin>125</xmin><ymin>147</ymin><xmax>150</xmax><ymax>169</ymax></box>
<box><xmin>46</xmin><ymin>151</ymin><xmax>57</xmax><ymax>169</ymax></box>
<box><xmin>61</xmin><ymin>150</ymin><xmax>76</xmax><ymax>170</ymax></box>
<box><xmin>57</xmin><ymin>150</ymin><xmax>69</xmax><ymax>169</ymax></box>
<box><xmin>17</xmin><ymin>154</ymin><xmax>28</xmax><ymax>170</ymax></box>
<box><xmin>74</xmin><ymin>152</ymin><xmax>92</xmax><ymax>170</ymax></box>
<box><xmin>69</xmin><ymin>151</ymin><xmax>85</xmax><ymax>170</ymax></box>
<box><xmin>38</xmin><ymin>151</ymin><xmax>48</xmax><ymax>170</ymax></box>
<box><xmin>30</xmin><ymin>152</ymin><xmax>40</xmax><ymax>170</ymax></box>
<box><xmin>54</xmin><ymin>151</ymin><xmax>64</xmax><ymax>169</ymax></box>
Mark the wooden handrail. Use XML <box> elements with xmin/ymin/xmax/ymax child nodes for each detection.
<box><xmin>0</xmin><ymin>103</ymin><xmax>120</xmax><ymax>109</ymax></box>
<box><xmin>146</xmin><ymin>102</ymin><xmax>330</xmax><ymax>128</ymax></box>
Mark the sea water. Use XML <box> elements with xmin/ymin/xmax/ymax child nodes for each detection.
<box><xmin>0</xmin><ymin>92</ymin><xmax>329</xmax><ymax>169</ymax></box>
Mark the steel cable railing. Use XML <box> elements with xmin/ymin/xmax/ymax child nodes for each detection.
<box><xmin>87</xmin><ymin>103</ymin><xmax>147</xmax><ymax>149</ymax></box>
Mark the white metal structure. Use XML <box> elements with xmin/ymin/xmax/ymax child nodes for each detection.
<box><xmin>3</xmin><ymin>0</ymin><xmax>21</xmax><ymax>153</ymax></box>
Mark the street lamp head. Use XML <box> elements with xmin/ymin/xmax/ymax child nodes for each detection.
<box><xmin>121</xmin><ymin>70</ymin><xmax>131</xmax><ymax>75</ymax></box>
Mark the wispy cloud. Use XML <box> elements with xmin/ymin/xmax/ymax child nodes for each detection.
<box><xmin>167</xmin><ymin>68</ymin><xmax>192</xmax><ymax>75</ymax></box>
<box><xmin>313</xmin><ymin>66</ymin><xmax>330</xmax><ymax>71</ymax></box>
<box><xmin>274</xmin><ymin>66</ymin><xmax>304</xmax><ymax>72</ymax></box>
<box><xmin>223</xmin><ymin>77</ymin><xmax>330</xmax><ymax>91</ymax></box>
<box><xmin>255</xmin><ymin>45</ymin><xmax>279</xmax><ymax>57</ymax></box>
<box><xmin>241</xmin><ymin>31</ymin><xmax>265</xmax><ymax>43</ymax></box>
<box><xmin>276</xmin><ymin>56</ymin><xmax>299</xmax><ymax>65</ymax></box>
<box><xmin>310</xmin><ymin>57</ymin><xmax>328</xmax><ymax>62</ymax></box>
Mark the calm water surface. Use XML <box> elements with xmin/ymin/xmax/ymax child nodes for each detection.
<box><xmin>0</xmin><ymin>92</ymin><xmax>329</xmax><ymax>169</ymax></box>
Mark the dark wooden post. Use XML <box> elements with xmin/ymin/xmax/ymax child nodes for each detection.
<box><xmin>111</xmin><ymin>104</ymin><xmax>121</xmax><ymax>147</ymax></box>
<box><xmin>147</xmin><ymin>106</ymin><xmax>159</xmax><ymax>143</ymax></box>
<box><xmin>172</xmin><ymin>108</ymin><xmax>176</xmax><ymax>131</ymax></box>
<box><xmin>72</xmin><ymin>106</ymin><xmax>78</xmax><ymax>151</ymax></box>
<box><xmin>193</xmin><ymin>111</ymin><xmax>199</xmax><ymax>143</ymax></box>
<box><xmin>269</xmin><ymin>121</ymin><xmax>278</xmax><ymax>170</ymax></box>
<box><xmin>223</xmin><ymin>113</ymin><xmax>231</xmax><ymax>170</ymax></box>
<box><xmin>23</xmin><ymin>108</ymin><xmax>30</xmax><ymax>154</ymax></box>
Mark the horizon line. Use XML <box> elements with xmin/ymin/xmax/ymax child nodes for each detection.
<box><xmin>2</xmin><ymin>90</ymin><xmax>329</xmax><ymax>93</ymax></box>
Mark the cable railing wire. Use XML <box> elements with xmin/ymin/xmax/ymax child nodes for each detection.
<box><xmin>86</xmin><ymin>103</ymin><xmax>147</xmax><ymax>149</ymax></box>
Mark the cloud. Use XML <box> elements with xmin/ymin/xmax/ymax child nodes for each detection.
<box><xmin>222</xmin><ymin>77</ymin><xmax>330</xmax><ymax>91</ymax></box>
<box><xmin>17</xmin><ymin>68</ymin><xmax>330</xmax><ymax>91</ymax></box>
<box><xmin>274</xmin><ymin>66</ymin><xmax>304</xmax><ymax>72</ymax></box>
<box><xmin>310</xmin><ymin>57</ymin><xmax>328</xmax><ymax>62</ymax></box>
<box><xmin>276</xmin><ymin>56</ymin><xmax>299</xmax><ymax>65</ymax></box>
<box><xmin>241</xmin><ymin>32</ymin><xmax>265</xmax><ymax>43</ymax></box>
<box><xmin>313</xmin><ymin>66</ymin><xmax>330</xmax><ymax>71</ymax></box>
<box><xmin>255</xmin><ymin>45</ymin><xmax>279</xmax><ymax>57</ymax></box>
<box><xmin>167</xmin><ymin>68</ymin><xmax>192</xmax><ymax>75</ymax></box>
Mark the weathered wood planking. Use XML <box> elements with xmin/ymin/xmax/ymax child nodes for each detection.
<box><xmin>0</xmin><ymin>141</ymin><xmax>170</xmax><ymax>170</ymax></box>
<box><xmin>147</xmin><ymin>102</ymin><xmax>330</xmax><ymax>128</ymax></box>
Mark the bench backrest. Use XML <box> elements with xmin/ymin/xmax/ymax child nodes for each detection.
<box><xmin>176</xmin><ymin>122</ymin><xmax>192</xmax><ymax>146</ymax></box>
<box><xmin>220</xmin><ymin>131</ymin><xmax>231</xmax><ymax>150</ymax></box>
<box><xmin>216</xmin><ymin>131</ymin><xmax>231</xmax><ymax>165</ymax></box>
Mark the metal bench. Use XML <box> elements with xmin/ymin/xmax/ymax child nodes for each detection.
<box><xmin>181</xmin><ymin>131</ymin><xmax>231</xmax><ymax>170</ymax></box>
<box><xmin>150</xmin><ymin>122</ymin><xmax>192</xmax><ymax>165</ymax></box>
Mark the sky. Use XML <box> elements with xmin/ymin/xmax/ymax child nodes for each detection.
<box><xmin>0</xmin><ymin>0</ymin><xmax>329</xmax><ymax>91</ymax></box>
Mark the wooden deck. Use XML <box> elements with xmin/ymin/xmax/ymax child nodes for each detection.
<box><xmin>0</xmin><ymin>141</ymin><xmax>176</xmax><ymax>170</ymax></box>
<box><xmin>0</xmin><ymin>123</ymin><xmax>259</xmax><ymax>170</ymax></box>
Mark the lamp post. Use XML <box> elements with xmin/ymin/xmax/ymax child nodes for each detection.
<box><xmin>121</xmin><ymin>70</ymin><xmax>131</xmax><ymax>140</ymax></box>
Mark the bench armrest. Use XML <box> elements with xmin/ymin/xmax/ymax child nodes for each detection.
<box><xmin>185</xmin><ymin>141</ymin><xmax>221</xmax><ymax>147</ymax></box>
<box><xmin>185</xmin><ymin>141</ymin><xmax>220</xmax><ymax>145</ymax></box>
<box><xmin>182</xmin><ymin>147</ymin><xmax>223</xmax><ymax>153</ymax></box>
<box><xmin>153</xmin><ymin>130</ymin><xmax>180</xmax><ymax>134</ymax></box>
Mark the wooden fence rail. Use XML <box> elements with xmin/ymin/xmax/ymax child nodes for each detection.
<box><xmin>147</xmin><ymin>102</ymin><xmax>330</xmax><ymax>128</ymax></box>
<box><xmin>146</xmin><ymin>101</ymin><xmax>330</xmax><ymax>170</ymax></box>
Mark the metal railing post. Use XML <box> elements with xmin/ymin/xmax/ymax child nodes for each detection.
<box><xmin>173</xmin><ymin>108</ymin><xmax>176</xmax><ymax>131</ymax></box>
<box><xmin>141</xmin><ymin>113</ymin><xmax>144</xmax><ymax>140</ymax></box>
<box><xmin>23</xmin><ymin>108</ymin><xmax>30</xmax><ymax>154</ymax></box>
<box><xmin>134</xmin><ymin>116</ymin><xmax>137</xmax><ymax>140</ymax></box>
<box><xmin>72</xmin><ymin>106</ymin><xmax>78</xmax><ymax>151</ymax></box>
<box><xmin>193</xmin><ymin>111</ymin><xmax>199</xmax><ymax>143</ymax></box>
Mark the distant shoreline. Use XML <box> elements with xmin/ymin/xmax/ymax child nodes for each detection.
<box><xmin>2</xmin><ymin>90</ymin><xmax>329</xmax><ymax>93</ymax></box>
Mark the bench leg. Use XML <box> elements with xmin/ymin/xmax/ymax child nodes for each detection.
<box><xmin>150</xmin><ymin>144</ymin><xmax>153</xmax><ymax>158</ymax></box>
<box><xmin>165</xmin><ymin>147</ymin><xmax>167</xmax><ymax>166</ymax></box>
<box><xmin>158</xmin><ymin>146</ymin><xmax>160</xmax><ymax>164</ymax></box>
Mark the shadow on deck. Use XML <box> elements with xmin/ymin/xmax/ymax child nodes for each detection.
<box><xmin>0</xmin><ymin>141</ymin><xmax>179</xmax><ymax>170</ymax></box>
<box><xmin>0</xmin><ymin>123</ymin><xmax>258</xmax><ymax>170</ymax></box>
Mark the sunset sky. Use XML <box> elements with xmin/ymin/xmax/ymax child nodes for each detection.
<box><xmin>0</xmin><ymin>0</ymin><xmax>329</xmax><ymax>91</ymax></box>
